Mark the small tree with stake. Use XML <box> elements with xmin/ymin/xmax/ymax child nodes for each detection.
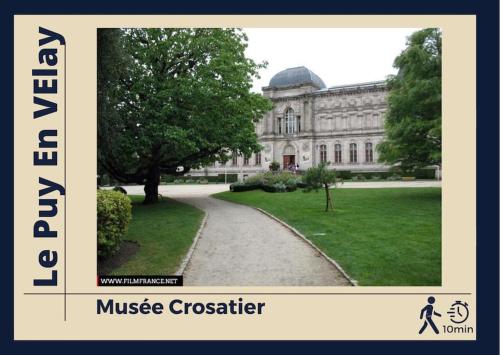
<box><xmin>303</xmin><ymin>163</ymin><xmax>337</xmax><ymax>212</ymax></box>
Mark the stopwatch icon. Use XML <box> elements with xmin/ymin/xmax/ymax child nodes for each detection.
<box><xmin>447</xmin><ymin>300</ymin><xmax>469</xmax><ymax>324</ymax></box>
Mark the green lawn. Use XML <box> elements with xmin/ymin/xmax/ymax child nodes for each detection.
<box><xmin>111</xmin><ymin>196</ymin><xmax>204</xmax><ymax>275</ymax></box>
<box><xmin>215</xmin><ymin>188</ymin><xmax>441</xmax><ymax>286</ymax></box>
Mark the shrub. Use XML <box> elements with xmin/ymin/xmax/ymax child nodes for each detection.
<box><xmin>267</xmin><ymin>171</ymin><xmax>296</xmax><ymax>184</ymax></box>
<box><xmin>230</xmin><ymin>182</ymin><xmax>261</xmax><ymax>192</ymax></box>
<box><xmin>97</xmin><ymin>190</ymin><xmax>132</xmax><ymax>258</ymax></box>
<box><xmin>230</xmin><ymin>172</ymin><xmax>302</xmax><ymax>193</ymax></box>
<box><xmin>414</xmin><ymin>168</ymin><xmax>436</xmax><ymax>179</ymax></box>
<box><xmin>274</xmin><ymin>183</ymin><xmax>287</xmax><ymax>192</ymax></box>
<box><xmin>244</xmin><ymin>174</ymin><xmax>265</xmax><ymax>185</ymax></box>
<box><xmin>161</xmin><ymin>175</ymin><xmax>176</xmax><ymax>184</ymax></box>
<box><xmin>352</xmin><ymin>174</ymin><xmax>366</xmax><ymax>181</ymax></box>
<box><xmin>199</xmin><ymin>179</ymin><xmax>209</xmax><ymax>184</ymax></box>
<box><xmin>261</xmin><ymin>183</ymin><xmax>287</xmax><ymax>193</ymax></box>
<box><xmin>387</xmin><ymin>174</ymin><xmax>402</xmax><ymax>181</ymax></box>
<box><xmin>335</xmin><ymin>170</ymin><xmax>352</xmax><ymax>180</ymax></box>
<box><xmin>269</xmin><ymin>161</ymin><xmax>280</xmax><ymax>172</ymax></box>
<box><xmin>296</xmin><ymin>182</ymin><xmax>308</xmax><ymax>188</ymax></box>
<box><xmin>285</xmin><ymin>178</ymin><xmax>298</xmax><ymax>191</ymax></box>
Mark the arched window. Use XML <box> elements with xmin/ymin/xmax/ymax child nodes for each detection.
<box><xmin>349</xmin><ymin>143</ymin><xmax>357</xmax><ymax>163</ymax></box>
<box><xmin>285</xmin><ymin>108</ymin><xmax>295</xmax><ymax>134</ymax></box>
<box><xmin>334</xmin><ymin>144</ymin><xmax>342</xmax><ymax>164</ymax></box>
<box><xmin>232</xmin><ymin>152</ymin><xmax>238</xmax><ymax>166</ymax></box>
<box><xmin>320</xmin><ymin>144</ymin><xmax>327</xmax><ymax>163</ymax></box>
<box><xmin>243</xmin><ymin>155</ymin><xmax>250</xmax><ymax>166</ymax></box>
<box><xmin>365</xmin><ymin>142</ymin><xmax>373</xmax><ymax>163</ymax></box>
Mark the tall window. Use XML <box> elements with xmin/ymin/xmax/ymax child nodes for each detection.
<box><xmin>285</xmin><ymin>108</ymin><xmax>295</xmax><ymax>134</ymax></box>
<box><xmin>243</xmin><ymin>155</ymin><xmax>249</xmax><ymax>166</ymax></box>
<box><xmin>320</xmin><ymin>144</ymin><xmax>327</xmax><ymax>163</ymax></box>
<box><xmin>297</xmin><ymin>115</ymin><xmax>301</xmax><ymax>132</ymax></box>
<box><xmin>334</xmin><ymin>144</ymin><xmax>342</xmax><ymax>164</ymax></box>
<box><xmin>349</xmin><ymin>143</ymin><xmax>357</xmax><ymax>163</ymax></box>
<box><xmin>277</xmin><ymin>117</ymin><xmax>282</xmax><ymax>134</ymax></box>
<box><xmin>255</xmin><ymin>152</ymin><xmax>262</xmax><ymax>166</ymax></box>
<box><xmin>232</xmin><ymin>152</ymin><xmax>238</xmax><ymax>166</ymax></box>
<box><xmin>365</xmin><ymin>142</ymin><xmax>373</xmax><ymax>163</ymax></box>
<box><xmin>373</xmin><ymin>113</ymin><xmax>379</xmax><ymax>128</ymax></box>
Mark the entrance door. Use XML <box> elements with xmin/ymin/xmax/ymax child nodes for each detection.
<box><xmin>283</xmin><ymin>155</ymin><xmax>295</xmax><ymax>170</ymax></box>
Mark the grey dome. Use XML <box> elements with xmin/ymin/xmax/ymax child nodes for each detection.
<box><xmin>269</xmin><ymin>66</ymin><xmax>326</xmax><ymax>89</ymax></box>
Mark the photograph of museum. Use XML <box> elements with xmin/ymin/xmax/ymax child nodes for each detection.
<box><xmin>191</xmin><ymin>65</ymin><xmax>388</xmax><ymax>180</ymax></box>
<box><xmin>97</xmin><ymin>27</ymin><xmax>442</xmax><ymax>287</ymax></box>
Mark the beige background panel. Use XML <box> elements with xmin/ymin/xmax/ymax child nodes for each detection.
<box><xmin>15</xmin><ymin>19</ymin><xmax>66</xmax><ymax>294</ymax></box>
<box><xmin>17</xmin><ymin>295</ymin><xmax>475</xmax><ymax>340</ymax></box>
<box><xmin>14</xmin><ymin>15</ymin><xmax>476</xmax><ymax>340</ymax></box>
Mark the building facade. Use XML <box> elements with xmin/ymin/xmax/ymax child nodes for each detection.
<box><xmin>192</xmin><ymin>66</ymin><xmax>390</xmax><ymax>180</ymax></box>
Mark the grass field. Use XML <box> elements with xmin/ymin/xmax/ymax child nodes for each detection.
<box><xmin>110</xmin><ymin>196</ymin><xmax>204</xmax><ymax>275</ymax></box>
<box><xmin>215</xmin><ymin>188</ymin><xmax>441</xmax><ymax>286</ymax></box>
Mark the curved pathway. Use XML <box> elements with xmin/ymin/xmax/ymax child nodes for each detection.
<box><xmin>179</xmin><ymin>196</ymin><xmax>351</xmax><ymax>286</ymax></box>
<box><xmin>154</xmin><ymin>185</ymin><xmax>351</xmax><ymax>286</ymax></box>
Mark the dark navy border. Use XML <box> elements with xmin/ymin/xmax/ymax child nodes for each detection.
<box><xmin>2</xmin><ymin>0</ymin><xmax>498</xmax><ymax>354</ymax></box>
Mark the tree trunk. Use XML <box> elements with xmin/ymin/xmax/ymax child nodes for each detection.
<box><xmin>324</xmin><ymin>183</ymin><xmax>333</xmax><ymax>212</ymax></box>
<box><xmin>143</xmin><ymin>166</ymin><xmax>160</xmax><ymax>204</ymax></box>
<box><xmin>324</xmin><ymin>184</ymin><xmax>329</xmax><ymax>212</ymax></box>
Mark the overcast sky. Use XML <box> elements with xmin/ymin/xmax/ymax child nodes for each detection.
<box><xmin>244</xmin><ymin>28</ymin><xmax>420</xmax><ymax>92</ymax></box>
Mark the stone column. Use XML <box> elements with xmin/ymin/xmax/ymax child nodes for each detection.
<box><xmin>261</xmin><ymin>112</ymin><xmax>267</xmax><ymax>135</ymax></box>
<box><xmin>304</xmin><ymin>99</ymin><xmax>312</xmax><ymax>132</ymax></box>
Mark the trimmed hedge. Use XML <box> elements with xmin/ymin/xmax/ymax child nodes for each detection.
<box><xmin>413</xmin><ymin>168</ymin><xmax>436</xmax><ymax>179</ymax></box>
<box><xmin>162</xmin><ymin>174</ymin><xmax>238</xmax><ymax>184</ymax></box>
<box><xmin>335</xmin><ymin>170</ymin><xmax>353</xmax><ymax>180</ymax></box>
<box><xmin>231</xmin><ymin>172</ymin><xmax>301</xmax><ymax>193</ymax></box>
<box><xmin>97</xmin><ymin>190</ymin><xmax>132</xmax><ymax>259</ymax></box>
<box><xmin>230</xmin><ymin>182</ymin><xmax>262</xmax><ymax>192</ymax></box>
<box><xmin>260</xmin><ymin>183</ymin><xmax>288</xmax><ymax>193</ymax></box>
<box><xmin>334</xmin><ymin>168</ymin><xmax>436</xmax><ymax>180</ymax></box>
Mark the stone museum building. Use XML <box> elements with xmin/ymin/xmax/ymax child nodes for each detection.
<box><xmin>193</xmin><ymin>66</ymin><xmax>390</xmax><ymax>180</ymax></box>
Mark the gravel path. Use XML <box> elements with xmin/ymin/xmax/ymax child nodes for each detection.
<box><xmin>173</xmin><ymin>194</ymin><xmax>351</xmax><ymax>286</ymax></box>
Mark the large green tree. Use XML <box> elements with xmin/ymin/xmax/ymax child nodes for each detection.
<box><xmin>377</xmin><ymin>28</ymin><xmax>442</xmax><ymax>172</ymax></box>
<box><xmin>98</xmin><ymin>28</ymin><xmax>271</xmax><ymax>203</ymax></box>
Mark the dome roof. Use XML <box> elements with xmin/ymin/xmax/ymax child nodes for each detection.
<box><xmin>269</xmin><ymin>66</ymin><xmax>326</xmax><ymax>89</ymax></box>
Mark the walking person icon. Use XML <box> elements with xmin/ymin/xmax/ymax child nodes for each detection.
<box><xmin>419</xmin><ymin>296</ymin><xmax>441</xmax><ymax>334</ymax></box>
